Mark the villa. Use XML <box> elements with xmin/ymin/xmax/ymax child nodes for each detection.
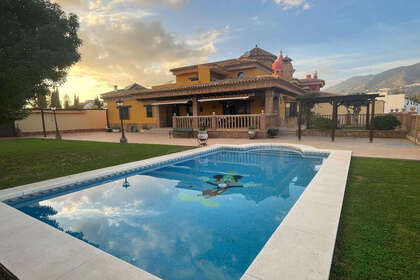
<box><xmin>101</xmin><ymin>46</ymin><xmax>328</xmax><ymax>137</ymax></box>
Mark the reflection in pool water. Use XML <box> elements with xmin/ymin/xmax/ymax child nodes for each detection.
<box><xmin>10</xmin><ymin>149</ymin><xmax>326</xmax><ymax>280</ymax></box>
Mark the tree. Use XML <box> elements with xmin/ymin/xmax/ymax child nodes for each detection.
<box><xmin>63</xmin><ymin>94</ymin><xmax>71</xmax><ymax>109</ymax></box>
<box><xmin>93</xmin><ymin>96</ymin><xmax>103</xmax><ymax>109</ymax></box>
<box><xmin>0</xmin><ymin>0</ymin><xmax>81</xmax><ymax>123</ymax></box>
<box><xmin>72</xmin><ymin>94</ymin><xmax>82</xmax><ymax>109</ymax></box>
<box><xmin>50</xmin><ymin>88</ymin><xmax>62</xmax><ymax>108</ymax></box>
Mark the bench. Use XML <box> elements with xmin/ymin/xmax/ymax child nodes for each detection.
<box><xmin>170</xmin><ymin>128</ymin><xmax>194</xmax><ymax>138</ymax></box>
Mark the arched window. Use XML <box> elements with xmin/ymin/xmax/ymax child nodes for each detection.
<box><xmin>237</xmin><ymin>71</ymin><xmax>245</xmax><ymax>78</ymax></box>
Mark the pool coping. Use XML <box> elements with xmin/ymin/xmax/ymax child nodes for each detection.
<box><xmin>0</xmin><ymin>143</ymin><xmax>351</xmax><ymax>280</ymax></box>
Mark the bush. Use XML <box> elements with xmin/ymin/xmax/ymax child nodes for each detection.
<box><xmin>373</xmin><ymin>115</ymin><xmax>401</xmax><ymax>130</ymax></box>
<box><xmin>312</xmin><ymin>117</ymin><xmax>333</xmax><ymax>130</ymax></box>
<box><xmin>267</xmin><ymin>128</ymin><xmax>279</xmax><ymax>138</ymax></box>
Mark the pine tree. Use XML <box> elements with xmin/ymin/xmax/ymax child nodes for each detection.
<box><xmin>50</xmin><ymin>88</ymin><xmax>62</xmax><ymax>109</ymax></box>
<box><xmin>73</xmin><ymin>94</ymin><xmax>81</xmax><ymax>109</ymax></box>
<box><xmin>63</xmin><ymin>94</ymin><xmax>71</xmax><ymax>109</ymax></box>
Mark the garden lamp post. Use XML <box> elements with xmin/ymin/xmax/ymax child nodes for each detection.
<box><xmin>51</xmin><ymin>107</ymin><xmax>61</xmax><ymax>140</ymax></box>
<box><xmin>116</xmin><ymin>99</ymin><xmax>127</xmax><ymax>143</ymax></box>
<box><xmin>122</xmin><ymin>177</ymin><xmax>130</xmax><ymax>189</ymax></box>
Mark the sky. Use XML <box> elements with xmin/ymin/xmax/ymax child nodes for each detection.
<box><xmin>55</xmin><ymin>0</ymin><xmax>420</xmax><ymax>101</ymax></box>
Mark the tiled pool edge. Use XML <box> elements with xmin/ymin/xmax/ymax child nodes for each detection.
<box><xmin>242</xmin><ymin>148</ymin><xmax>352</xmax><ymax>280</ymax></box>
<box><xmin>0</xmin><ymin>143</ymin><xmax>351</xmax><ymax>280</ymax></box>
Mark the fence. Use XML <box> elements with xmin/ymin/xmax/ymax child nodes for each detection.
<box><xmin>173</xmin><ymin>114</ymin><xmax>276</xmax><ymax>130</ymax></box>
<box><xmin>307</xmin><ymin>113</ymin><xmax>385</xmax><ymax>129</ymax></box>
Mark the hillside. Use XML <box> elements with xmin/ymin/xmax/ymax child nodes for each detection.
<box><xmin>327</xmin><ymin>62</ymin><xmax>420</xmax><ymax>94</ymax></box>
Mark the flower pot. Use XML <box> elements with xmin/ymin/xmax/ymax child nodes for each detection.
<box><xmin>198</xmin><ymin>130</ymin><xmax>208</xmax><ymax>141</ymax></box>
<box><xmin>248</xmin><ymin>129</ymin><xmax>256</xmax><ymax>139</ymax></box>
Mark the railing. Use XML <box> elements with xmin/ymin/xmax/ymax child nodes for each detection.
<box><xmin>307</xmin><ymin>113</ymin><xmax>385</xmax><ymax>129</ymax></box>
<box><xmin>173</xmin><ymin>114</ymin><xmax>274</xmax><ymax>130</ymax></box>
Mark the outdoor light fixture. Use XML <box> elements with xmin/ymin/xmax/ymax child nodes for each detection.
<box><xmin>116</xmin><ymin>99</ymin><xmax>128</xmax><ymax>143</ymax></box>
<box><xmin>51</xmin><ymin>107</ymin><xmax>61</xmax><ymax>140</ymax></box>
<box><xmin>122</xmin><ymin>177</ymin><xmax>130</xmax><ymax>189</ymax></box>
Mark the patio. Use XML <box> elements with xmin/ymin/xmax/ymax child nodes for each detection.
<box><xmin>34</xmin><ymin>131</ymin><xmax>420</xmax><ymax>160</ymax></box>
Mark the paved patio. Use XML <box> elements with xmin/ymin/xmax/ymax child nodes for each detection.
<box><xmin>32</xmin><ymin>131</ymin><xmax>420</xmax><ymax>160</ymax></box>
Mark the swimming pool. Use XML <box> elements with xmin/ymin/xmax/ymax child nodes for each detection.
<box><xmin>6</xmin><ymin>146</ymin><xmax>328</xmax><ymax>280</ymax></box>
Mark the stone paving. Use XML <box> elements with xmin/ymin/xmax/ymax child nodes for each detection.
<box><xmin>33</xmin><ymin>131</ymin><xmax>420</xmax><ymax>160</ymax></box>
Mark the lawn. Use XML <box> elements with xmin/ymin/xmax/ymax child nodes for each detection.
<box><xmin>0</xmin><ymin>139</ymin><xmax>418</xmax><ymax>279</ymax></box>
<box><xmin>330</xmin><ymin>157</ymin><xmax>420</xmax><ymax>280</ymax></box>
<box><xmin>0</xmin><ymin>138</ymin><xmax>193</xmax><ymax>189</ymax></box>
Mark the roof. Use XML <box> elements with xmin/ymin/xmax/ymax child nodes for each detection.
<box><xmin>101</xmin><ymin>75</ymin><xmax>305</xmax><ymax>101</ymax></box>
<box><xmin>124</xmin><ymin>83</ymin><xmax>146</xmax><ymax>90</ymax></box>
<box><xmin>101</xmin><ymin>83</ymin><xmax>148</xmax><ymax>98</ymax></box>
<box><xmin>240</xmin><ymin>45</ymin><xmax>277</xmax><ymax>61</ymax></box>
<box><xmin>170</xmin><ymin>46</ymin><xmax>277</xmax><ymax>74</ymax></box>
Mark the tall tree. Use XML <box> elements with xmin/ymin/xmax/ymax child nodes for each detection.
<box><xmin>0</xmin><ymin>0</ymin><xmax>81</xmax><ymax>123</ymax></box>
<box><xmin>93</xmin><ymin>96</ymin><xmax>103</xmax><ymax>109</ymax></box>
<box><xmin>50</xmin><ymin>88</ymin><xmax>62</xmax><ymax>108</ymax></box>
<box><xmin>63</xmin><ymin>94</ymin><xmax>71</xmax><ymax>109</ymax></box>
<box><xmin>72</xmin><ymin>94</ymin><xmax>81</xmax><ymax>109</ymax></box>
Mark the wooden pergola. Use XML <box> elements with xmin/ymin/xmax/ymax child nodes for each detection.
<box><xmin>296</xmin><ymin>94</ymin><xmax>382</xmax><ymax>142</ymax></box>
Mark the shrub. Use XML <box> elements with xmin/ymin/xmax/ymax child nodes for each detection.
<box><xmin>312</xmin><ymin>117</ymin><xmax>333</xmax><ymax>130</ymax></box>
<box><xmin>267</xmin><ymin>128</ymin><xmax>279</xmax><ymax>138</ymax></box>
<box><xmin>141</xmin><ymin>124</ymin><xmax>150</xmax><ymax>130</ymax></box>
<box><xmin>373</xmin><ymin>115</ymin><xmax>401</xmax><ymax>130</ymax></box>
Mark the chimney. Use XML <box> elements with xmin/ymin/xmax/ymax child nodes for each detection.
<box><xmin>313</xmin><ymin>71</ymin><xmax>318</xmax><ymax>79</ymax></box>
<box><xmin>306</xmin><ymin>74</ymin><xmax>311</xmax><ymax>79</ymax></box>
<box><xmin>114</xmin><ymin>85</ymin><xmax>118</xmax><ymax>92</ymax></box>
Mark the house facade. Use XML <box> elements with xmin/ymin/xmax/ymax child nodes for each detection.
<box><xmin>101</xmin><ymin>46</ymin><xmax>327</xmax><ymax>136</ymax></box>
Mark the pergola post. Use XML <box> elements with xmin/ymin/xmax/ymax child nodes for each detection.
<box><xmin>298</xmin><ymin>102</ymin><xmax>302</xmax><ymax>141</ymax></box>
<box><xmin>332</xmin><ymin>100</ymin><xmax>338</xmax><ymax>141</ymax></box>
<box><xmin>365</xmin><ymin>102</ymin><xmax>370</xmax><ymax>129</ymax></box>
<box><xmin>369</xmin><ymin>99</ymin><xmax>375</xmax><ymax>143</ymax></box>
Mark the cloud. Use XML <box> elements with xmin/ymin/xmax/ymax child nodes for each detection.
<box><xmin>274</xmin><ymin>0</ymin><xmax>311</xmax><ymax>10</ymax></box>
<box><xmin>54</xmin><ymin>0</ymin><xmax>229</xmax><ymax>100</ymax></box>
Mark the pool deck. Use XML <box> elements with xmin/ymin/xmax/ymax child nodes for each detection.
<box><xmin>33</xmin><ymin>131</ymin><xmax>419</xmax><ymax>160</ymax></box>
<box><xmin>1</xmin><ymin>144</ymin><xmax>351</xmax><ymax>280</ymax></box>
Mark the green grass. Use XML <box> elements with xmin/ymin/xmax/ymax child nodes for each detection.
<box><xmin>0</xmin><ymin>138</ymin><xmax>193</xmax><ymax>189</ymax></box>
<box><xmin>330</xmin><ymin>157</ymin><xmax>420</xmax><ymax>280</ymax></box>
<box><xmin>0</xmin><ymin>139</ymin><xmax>418</xmax><ymax>279</ymax></box>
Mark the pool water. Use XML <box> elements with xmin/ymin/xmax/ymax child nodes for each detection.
<box><xmin>9</xmin><ymin>148</ymin><xmax>327</xmax><ymax>280</ymax></box>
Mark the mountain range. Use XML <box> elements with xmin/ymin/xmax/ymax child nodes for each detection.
<box><xmin>326</xmin><ymin>62</ymin><xmax>420</xmax><ymax>95</ymax></box>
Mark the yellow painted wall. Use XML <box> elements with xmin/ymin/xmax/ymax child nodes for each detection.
<box><xmin>107</xmin><ymin>100</ymin><xmax>157</xmax><ymax>128</ymax></box>
<box><xmin>200</xmin><ymin>101</ymin><xmax>223</xmax><ymax>115</ymax></box>
<box><xmin>226</xmin><ymin>68</ymin><xmax>269</xmax><ymax>79</ymax></box>
<box><xmin>251</xmin><ymin>96</ymin><xmax>265</xmax><ymax>114</ymax></box>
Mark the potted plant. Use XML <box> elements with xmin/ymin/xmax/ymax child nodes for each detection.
<box><xmin>267</xmin><ymin>128</ymin><xmax>279</xmax><ymax>138</ymax></box>
<box><xmin>111</xmin><ymin>124</ymin><xmax>120</xmax><ymax>133</ymax></box>
<box><xmin>248</xmin><ymin>125</ymin><xmax>256</xmax><ymax>139</ymax></box>
<box><xmin>197</xmin><ymin>126</ymin><xmax>208</xmax><ymax>145</ymax></box>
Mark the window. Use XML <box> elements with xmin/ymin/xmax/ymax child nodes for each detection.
<box><xmin>189</xmin><ymin>76</ymin><xmax>199</xmax><ymax>81</ymax></box>
<box><xmin>237</xmin><ymin>71</ymin><xmax>245</xmax><ymax>78</ymax></box>
<box><xmin>145</xmin><ymin>105</ymin><xmax>153</xmax><ymax>118</ymax></box>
